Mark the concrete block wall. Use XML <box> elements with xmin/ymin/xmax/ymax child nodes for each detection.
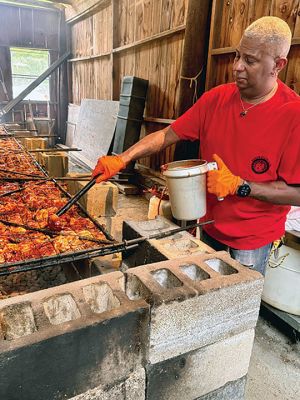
<box><xmin>0</xmin><ymin>272</ymin><xmax>149</xmax><ymax>400</ymax></box>
<box><xmin>0</xmin><ymin>251</ymin><xmax>263</xmax><ymax>400</ymax></box>
<box><xmin>126</xmin><ymin>253</ymin><xmax>263</xmax><ymax>400</ymax></box>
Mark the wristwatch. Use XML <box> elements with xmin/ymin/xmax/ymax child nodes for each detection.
<box><xmin>236</xmin><ymin>181</ymin><xmax>251</xmax><ymax>197</ymax></box>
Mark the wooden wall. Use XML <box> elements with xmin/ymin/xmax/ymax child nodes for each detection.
<box><xmin>67</xmin><ymin>0</ymin><xmax>300</xmax><ymax>171</ymax></box>
<box><xmin>206</xmin><ymin>0</ymin><xmax>300</xmax><ymax>94</ymax></box>
<box><xmin>67</xmin><ymin>0</ymin><xmax>211</xmax><ymax>170</ymax></box>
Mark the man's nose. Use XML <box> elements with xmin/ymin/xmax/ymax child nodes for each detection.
<box><xmin>233</xmin><ymin>58</ymin><xmax>245</xmax><ymax>71</ymax></box>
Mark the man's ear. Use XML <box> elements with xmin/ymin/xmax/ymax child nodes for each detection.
<box><xmin>275</xmin><ymin>57</ymin><xmax>288</xmax><ymax>73</ymax></box>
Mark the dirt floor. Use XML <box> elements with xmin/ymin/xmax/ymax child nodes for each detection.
<box><xmin>246</xmin><ymin>317</ymin><xmax>300</xmax><ymax>400</ymax></box>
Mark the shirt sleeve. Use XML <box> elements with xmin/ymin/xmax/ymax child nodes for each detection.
<box><xmin>171</xmin><ymin>91</ymin><xmax>210</xmax><ymax>141</ymax></box>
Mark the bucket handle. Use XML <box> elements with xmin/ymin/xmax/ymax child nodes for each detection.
<box><xmin>207</xmin><ymin>162</ymin><xmax>224</xmax><ymax>202</ymax></box>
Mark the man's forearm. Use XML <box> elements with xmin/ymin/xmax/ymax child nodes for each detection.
<box><xmin>249</xmin><ymin>180</ymin><xmax>300</xmax><ymax>206</ymax></box>
<box><xmin>120</xmin><ymin>126</ymin><xmax>180</xmax><ymax>165</ymax></box>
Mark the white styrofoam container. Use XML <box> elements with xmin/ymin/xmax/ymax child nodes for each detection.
<box><xmin>262</xmin><ymin>244</ymin><xmax>300</xmax><ymax>315</ymax></box>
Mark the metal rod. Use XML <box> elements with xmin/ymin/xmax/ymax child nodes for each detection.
<box><xmin>0</xmin><ymin>218</ymin><xmax>113</xmax><ymax>245</ymax></box>
<box><xmin>56</xmin><ymin>177</ymin><xmax>97</xmax><ymax>216</ymax></box>
<box><xmin>0</xmin><ymin>188</ymin><xmax>24</xmax><ymax>198</ymax></box>
<box><xmin>0</xmin><ymin>168</ymin><xmax>46</xmax><ymax>179</ymax></box>
<box><xmin>124</xmin><ymin>219</ymin><xmax>215</xmax><ymax>245</ymax></box>
<box><xmin>28</xmin><ymin>148</ymin><xmax>81</xmax><ymax>153</ymax></box>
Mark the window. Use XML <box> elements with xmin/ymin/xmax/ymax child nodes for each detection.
<box><xmin>10</xmin><ymin>47</ymin><xmax>50</xmax><ymax>101</ymax></box>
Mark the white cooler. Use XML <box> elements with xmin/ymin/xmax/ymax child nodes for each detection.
<box><xmin>262</xmin><ymin>232</ymin><xmax>300</xmax><ymax>316</ymax></box>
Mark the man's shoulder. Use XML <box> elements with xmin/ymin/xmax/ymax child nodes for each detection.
<box><xmin>278</xmin><ymin>80</ymin><xmax>300</xmax><ymax>102</ymax></box>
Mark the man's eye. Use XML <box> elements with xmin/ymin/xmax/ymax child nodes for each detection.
<box><xmin>246</xmin><ymin>58</ymin><xmax>255</xmax><ymax>64</ymax></box>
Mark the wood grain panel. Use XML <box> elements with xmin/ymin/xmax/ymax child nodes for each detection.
<box><xmin>285</xmin><ymin>44</ymin><xmax>300</xmax><ymax>93</ymax></box>
<box><xmin>93</xmin><ymin>5</ymin><xmax>113</xmax><ymax>54</ymax></box>
<box><xmin>94</xmin><ymin>57</ymin><xmax>112</xmax><ymax>99</ymax></box>
<box><xmin>270</xmin><ymin>0</ymin><xmax>299</xmax><ymax>34</ymax></box>
<box><xmin>0</xmin><ymin>4</ymin><xmax>61</xmax><ymax>50</ymax></box>
<box><xmin>212</xmin><ymin>53</ymin><xmax>235</xmax><ymax>87</ymax></box>
<box><xmin>224</xmin><ymin>0</ymin><xmax>251</xmax><ymax>48</ymax></box>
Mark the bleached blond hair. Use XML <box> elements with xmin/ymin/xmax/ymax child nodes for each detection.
<box><xmin>244</xmin><ymin>16</ymin><xmax>292</xmax><ymax>57</ymax></box>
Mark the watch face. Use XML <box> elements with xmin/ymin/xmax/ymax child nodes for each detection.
<box><xmin>237</xmin><ymin>184</ymin><xmax>251</xmax><ymax>197</ymax></box>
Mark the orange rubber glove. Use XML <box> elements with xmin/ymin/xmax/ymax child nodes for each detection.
<box><xmin>92</xmin><ymin>155</ymin><xmax>126</xmax><ymax>183</ymax></box>
<box><xmin>207</xmin><ymin>154</ymin><xmax>243</xmax><ymax>198</ymax></box>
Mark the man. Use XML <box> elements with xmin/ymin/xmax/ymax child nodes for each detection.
<box><xmin>92</xmin><ymin>16</ymin><xmax>300</xmax><ymax>275</ymax></box>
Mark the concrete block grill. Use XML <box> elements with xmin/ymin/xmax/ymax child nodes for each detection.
<box><xmin>0</xmin><ymin>133</ymin><xmax>120</xmax><ymax>278</ymax></box>
<box><xmin>125</xmin><ymin>252</ymin><xmax>264</xmax><ymax>364</ymax></box>
<box><xmin>0</xmin><ymin>272</ymin><xmax>149</xmax><ymax>399</ymax></box>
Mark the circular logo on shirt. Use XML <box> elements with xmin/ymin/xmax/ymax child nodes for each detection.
<box><xmin>251</xmin><ymin>157</ymin><xmax>270</xmax><ymax>174</ymax></box>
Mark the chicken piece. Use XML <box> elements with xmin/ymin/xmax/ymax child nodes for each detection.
<box><xmin>52</xmin><ymin>235</ymin><xmax>73</xmax><ymax>253</ymax></box>
<box><xmin>19</xmin><ymin>241</ymin><xmax>41</xmax><ymax>260</ymax></box>
<box><xmin>3</xmin><ymin>243</ymin><xmax>24</xmax><ymax>263</ymax></box>
<box><xmin>34</xmin><ymin>209</ymin><xmax>49</xmax><ymax>228</ymax></box>
<box><xmin>31</xmin><ymin>234</ymin><xmax>57</xmax><ymax>257</ymax></box>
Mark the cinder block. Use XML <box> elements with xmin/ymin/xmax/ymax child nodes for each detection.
<box><xmin>69</xmin><ymin>368</ymin><xmax>146</xmax><ymax>400</ymax></box>
<box><xmin>0</xmin><ymin>272</ymin><xmax>149</xmax><ymax>400</ymax></box>
<box><xmin>123</xmin><ymin>217</ymin><xmax>215</xmax><ymax>268</ymax></box>
<box><xmin>148</xmin><ymin>232</ymin><xmax>214</xmax><ymax>259</ymax></box>
<box><xmin>24</xmin><ymin>137</ymin><xmax>47</xmax><ymax>150</ymax></box>
<box><xmin>41</xmin><ymin>151</ymin><xmax>68</xmax><ymax>177</ymax></box>
<box><xmin>97</xmin><ymin>216</ymin><xmax>119</xmax><ymax>238</ymax></box>
<box><xmin>25</xmin><ymin>137</ymin><xmax>48</xmax><ymax>162</ymax></box>
<box><xmin>196</xmin><ymin>376</ymin><xmax>246</xmax><ymax>400</ymax></box>
<box><xmin>146</xmin><ymin>331</ymin><xmax>253</xmax><ymax>400</ymax></box>
<box><xmin>0</xmin><ymin>302</ymin><xmax>37</xmax><ymax>340</ymax></box>
<box><xmin>72</xmin><ymin>181</ymin><xmax>118</xmax><ymax>217</ymax></box>
<box><xmin>126</xmin><ymin>253</ymin><xmax>263</xmax><ymax>364</ymax></box>
<box><xmin>66</xmin><ymin>172</ymin><xmax>89</xmax><ymax>195</ymax></box>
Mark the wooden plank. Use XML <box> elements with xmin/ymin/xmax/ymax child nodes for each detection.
<box><xmin>284</xmin><ymin>44</ymin><xmax>300</xmax><ymax>94</ymax></box>
<box><xmin>93</xmin><ymin>3</ymin><xmax>113</xmax><ymax>54</ymax></box>
<box><xmin>270</xmin><ymin>0</ymin><xmax>299</xmax><ymax>34</ymax></box>
<box><xmin>294</xmin><ymin>2</ymin><xmax>300</xmax><ymax>36</ymax></box>
<box><xmin>66</xmin><ymin>0</ymin><xmax>111</xmax><ymax>24</ymax></box>
<box><xmin>248</xmin><ymin>0</ymin><xmax>271</xmax><ymax>24</ymax></box>
<box><xmin>68</xmin><ymin>51</ymin><xmax>111</xmax><ymax>62</ymax></box>
<box><xmin>113</xmin><ymin>24</ymin><xmax>186</xmax><ymax>53</ymax></box>
<box><xmin>0</xmin><ymin>47</ymin><xmax>12</xmax><ymax>102</ymax></box>
<box><xmin>211</xmin><ymin>46</ymin><xmax>236</xmax><ymax>55</ymax></box>
<box><xmin>224</xmin><ymin>0</ymin><xmax>251</xmax><ymax>48</ymax></box>
<box><xmin>0</xmin><ymin>4</ymin><xmax>61</xmax><ymax>49</ymax></box>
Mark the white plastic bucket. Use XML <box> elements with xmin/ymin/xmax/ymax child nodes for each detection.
<box><xmin>262</xmin><ymin>244</ymin><xmax>300</xmax><ymax>316</ymax></box>
<box><xmin>162</xmin><ymin>159</ymin><xmax>215</xmax><ymax>220</ymax></box>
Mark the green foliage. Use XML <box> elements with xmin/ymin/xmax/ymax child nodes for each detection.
<box><xmin>10</xmin><ymin>47</ymin><xmax>50</xmax><ymax>100</ymax></box>
<box><xmin>11</xmin><ymin>47</ymin><xmax>49</xmax><ymax>76</ymax></box>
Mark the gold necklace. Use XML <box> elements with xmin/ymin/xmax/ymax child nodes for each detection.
<box><xmin>239</xmin><ymin>83</ymin><xmax>278</xmax><ymax>117</ymax></box>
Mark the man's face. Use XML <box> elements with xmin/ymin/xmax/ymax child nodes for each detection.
<box><xmin>232</xmin><ymin>36</ymin><xmax>277</xmax><ymax>95</ymax></box>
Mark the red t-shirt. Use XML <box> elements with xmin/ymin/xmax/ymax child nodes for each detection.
<box><xmin>171</xmin><ymin>80</ymin><xmax>300</xmax><ymax>250</ymax></box>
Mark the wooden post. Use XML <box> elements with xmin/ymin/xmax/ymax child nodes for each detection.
<box><xmin>174</xmin><ymin>0</ymin><xmax>212</xmax><ymax>161</ymax></box>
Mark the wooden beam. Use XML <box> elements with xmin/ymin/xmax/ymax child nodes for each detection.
<box><xmin>68</xmin><ymin>51</ymin><xmax>111</xmax><ymax>63</ymax></box>
<box><xmin>113</xmin><ymin>25</ymin><xmax>186</xmax><ymax>54</ymax></box>
<box><xmin>0</xmin><ymin>51</ymin><xmax>70</xmax><ymax>117</ymax></box>
<box><xmin>66</xmin><ymin>0</ymin><xmax>110</xmax><ymax>24</ymax></box>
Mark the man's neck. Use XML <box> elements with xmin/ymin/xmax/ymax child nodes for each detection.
<box><xmin>240</xmin><ymin>81</ymin><xmax>278</xmax><ymax>104</ymax></box>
